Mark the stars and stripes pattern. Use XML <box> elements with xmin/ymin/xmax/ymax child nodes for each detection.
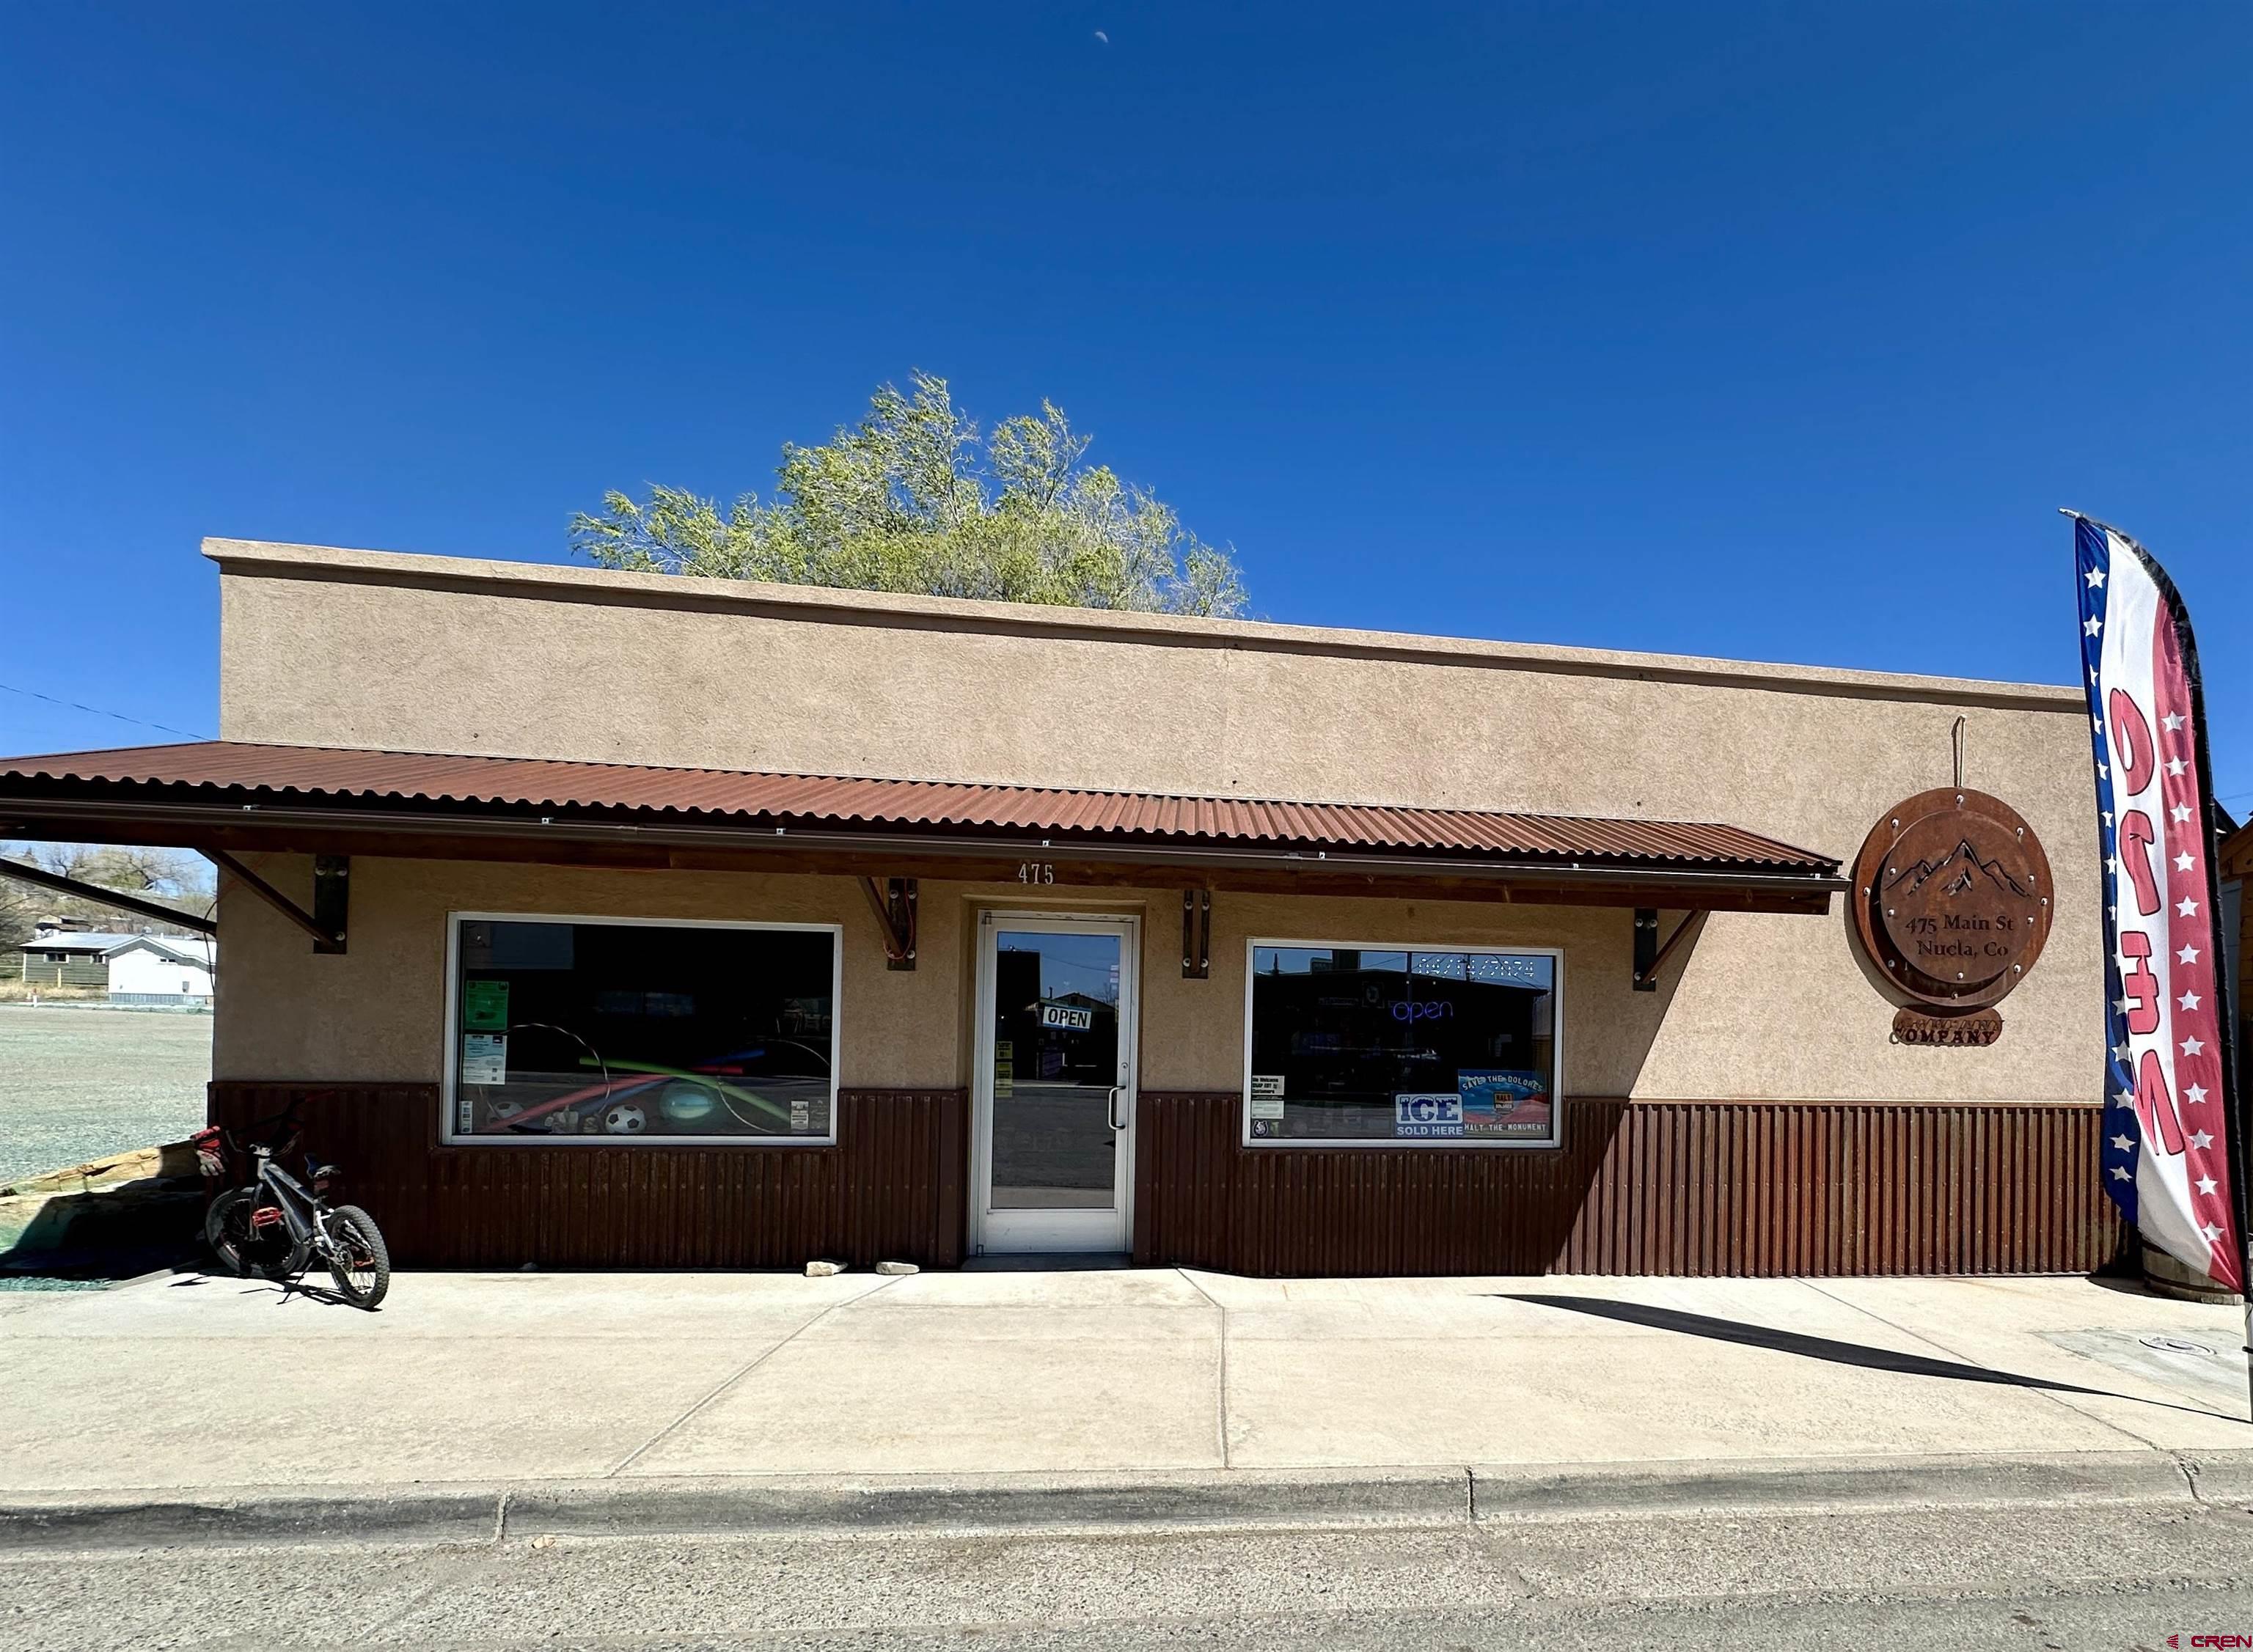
<box><xmin>2075</xmin><ymin>515</ymin><xmax>2243</xmax><ymax>1291</ymax></box>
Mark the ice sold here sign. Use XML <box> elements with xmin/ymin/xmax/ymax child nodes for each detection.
<box><xmin>1394</xmin><ymin>1094</ymin><xmax>1464</xmax><ymax>1138</ymax></box>
<box><xmin>2074</xmin><ymin>514</ymin><xmax>2246</xmax><ymax>1293</ymax></box>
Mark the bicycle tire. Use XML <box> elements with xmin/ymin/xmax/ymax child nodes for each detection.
<box><xmin>323</xmin><ymin>1204</ymin><xmax>390</xmax><ymax>1310</ymax></box>
<box><xmin>205</xmin><ymin>1188</ymin><xmax>307</xmax><ymax>1280</ymax></box>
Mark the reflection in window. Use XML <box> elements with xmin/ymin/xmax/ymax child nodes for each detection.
<box><xmin>448</xmin><ymin>917</ymin><xmax>838</xmax><ymax>1143</ymax></box>
<box><xmin>1245</xmin><ymin>944</ymin><xmax>1558</xmax><ymax>1147</ymax></box>
<box><xmin>989</xmin><ymin>932</ymin><xmax>1121</xmax><ymax>1208</ymax></box>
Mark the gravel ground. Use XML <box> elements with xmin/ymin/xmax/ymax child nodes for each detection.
<box><xmin>0</xmin><ymin>1005</ymin><xmax>210</xmax><ymax>1291</ymax></box>
<box><xmin>0</xmin><ymin>1005</ymin><xmax>211</xmax><ymax>1184</ymax></box>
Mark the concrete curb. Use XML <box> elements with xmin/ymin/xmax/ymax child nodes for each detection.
<box><xmin>0</xmin><ymin>1469</ymin><xmax>1466</xmax><ymax>1552</ymax></box>
<box><xmin>7</xmin><ymin>1450</ymin><xmax>2252</xmax><ymax>1550</ymax></box>
<box><xmin>0</xmin><ymin>1489</ymin><xmax>502</xmax><ymax>1551</ymax></box>
<box><xmin>511</xmin><ymin>1468</ymin><xmax>1470</xmax><ymax>1538</ymax></box>
<box><xmin>1469</xmin><ymin>1450</ymin><xmax>2207</xmax><ymax>1520</ymax></box>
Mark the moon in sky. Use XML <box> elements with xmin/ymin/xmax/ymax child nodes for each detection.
<box><xmin>1093</xmin><ymin>29</ymin><xmax>1109</xmax><ymax>45</ymax></box>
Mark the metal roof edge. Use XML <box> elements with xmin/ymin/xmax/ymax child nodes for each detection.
<box><xmin>0</xmin><ymin>740</ymin><xmax>1841</xmax><ymax>871</ymax></box>
<box><xmin>201</xmin><ymin>537</ymin><xmax>2084</xmax><ymax>712</ymax></box>
<box><xmin>4</xmin><ymin>794</ymin><xmax>1850</xmax><ymax>895</ymax></box>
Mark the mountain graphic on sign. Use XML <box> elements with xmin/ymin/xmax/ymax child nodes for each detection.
<box><xmin>1883</xmin><ymin>839</ymin><xmax>2033</xmax><ymax>900</ymax></box>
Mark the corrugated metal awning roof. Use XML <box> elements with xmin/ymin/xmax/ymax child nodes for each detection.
<box><xmin>0</xmin><ymin>741</ymin><xmax>1836</xmax><ymax>876</ymax></box>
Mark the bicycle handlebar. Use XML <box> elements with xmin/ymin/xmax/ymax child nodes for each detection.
<box><xmin>219</xmin><ymin>1098</ymin><xmax>306</xmax><ymax>1157</ymax></box>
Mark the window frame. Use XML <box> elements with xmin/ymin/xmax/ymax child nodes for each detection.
<box><xmin>440</xmin><ymin>910</ymin><xmax>846</xmax><ymax>1149</ymax></box>
<box><xmin>1238</xmin><ymin>936</ymin><xmax>1565</xmax><ymax>1151</ymax></box>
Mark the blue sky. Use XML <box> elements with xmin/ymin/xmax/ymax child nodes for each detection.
<box><xmin>4</xmin><ymin>3</ymin><xmax>2249</xmax><ymax>810</ymax></box>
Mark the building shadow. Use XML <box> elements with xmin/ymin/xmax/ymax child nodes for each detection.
<box><xmin>1501</xmin><ymin>1293</ymin><xmax>2232</xmax><ymax>1420</ymax></box>
<box><xmin>0</xmin><ymin>1175</ymin><xmax>205</xmax><ymax>1281</ymax></box>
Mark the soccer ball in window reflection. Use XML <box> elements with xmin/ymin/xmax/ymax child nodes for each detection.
<box><xmin>603</xmin><ymin>1104</ymin><xmax>648</xmax><ymax>1135</ymax></box>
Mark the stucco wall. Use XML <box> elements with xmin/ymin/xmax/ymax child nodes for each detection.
<box><xmin>214</xmin><ymin>856</ymin><xmax>2095</xmax><ymax>1104</ymax></box>
<box><xmin>204</xmin><ymin>540</ymin><xmax>2102</xmax><ymax>1104</ymax></box>
<box><xmin>213</xmin><ymin>541</ymin><xmax>2079</xmax><ymax>829</ymax></box>
<box><xmin>213</xmin><ymin>856</ymin><xmax>966</xmax><ymax>1090</ymax></box>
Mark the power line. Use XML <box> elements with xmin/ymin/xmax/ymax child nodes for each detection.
<box><xmin>0</xmin><ymin>680</ymin><xmax>210</xmax><ymax>744</ymax></box>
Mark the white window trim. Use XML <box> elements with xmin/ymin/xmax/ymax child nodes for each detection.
<box><xmin>442</xmin><ymin>911</ymin><xmax>845</xmax><ymax>1148</ymax></box>
<box><xmin>1239</xmin><ymin>936</ymin><xmax>1565</xmax><ymax>1150</ymax></box>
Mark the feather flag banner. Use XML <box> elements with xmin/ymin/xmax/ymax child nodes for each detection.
<box><xmin>2073</xmin><ymin>513</ymin><xmax>2246</xmax><ymax>1294</ymax></box>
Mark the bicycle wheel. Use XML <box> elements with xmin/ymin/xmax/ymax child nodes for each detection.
<box><xmin>323</xmin><ymin>1205</ymin><xmax>390</xmax><ymax>1310</ymax></box>
<box><xmin>205</xmin><ymin>1188</ymin><xmax>305</xmax><ymax>1280</ymax></box>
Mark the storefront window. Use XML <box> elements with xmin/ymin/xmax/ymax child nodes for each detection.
<box><xmin>1243</xmin><ymin>943</ymin><xmax>1560</xmax><ymax>1147</ymax></box>
<box><xmin>445</xmin><ymin>915</ymin><xmax>840</xmax><ymax>1145</ymax></box>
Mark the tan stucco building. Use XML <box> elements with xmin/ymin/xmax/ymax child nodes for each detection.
<box><xmin>0</xmin><ymin>540</ymin><xmax>2122</xmax><ymax>1274</ymax></box>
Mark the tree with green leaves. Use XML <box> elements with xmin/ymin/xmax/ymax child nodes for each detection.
<box><xmin>572</xmin><ymin>373</ymin><xmax>1248</xmax><ymax>617</ymax></box>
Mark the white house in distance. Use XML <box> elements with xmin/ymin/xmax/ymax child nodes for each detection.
<box><xmin>11</xmin><ymin>922</ymin><xmax>216</xmax><ymax>1005</ymax></box>
<box><xmin>105</xmin><ymin>933</ymin><xmax>216</xmax><ymax>1003</ymax></box>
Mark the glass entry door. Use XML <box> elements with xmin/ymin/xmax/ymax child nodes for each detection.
<box><xmin>972</xmin><ymin>914</ymin><xmax>1136</xmax><ymax>1253</ymax></box>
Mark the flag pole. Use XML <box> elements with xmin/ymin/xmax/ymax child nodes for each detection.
<box><xmin>2211</xmin><ymin>801</ymin><xmax>2252</xmax><ymax>1421</ymax></box>
<box><xmin>2221</xmin><ymin>815</ymin><xmax>2253</xmax><ymax>1424</ymax></box>
<box><xmin>2128</xmin><ymin>523</ymin><xmax>2252</xmax><ymax>1426</ymax></box>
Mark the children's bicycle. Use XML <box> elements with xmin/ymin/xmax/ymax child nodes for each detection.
<box><xmin>197</xmin><ymin>1105</ymin><xmax>390</xmax><ymax>1310</ymax></box>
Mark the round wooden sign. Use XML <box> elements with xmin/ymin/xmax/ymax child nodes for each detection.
<box><xmin>1850</xmin><ymin>788</ymin><xmax>2052</xmax><ymax>1011</ymax></box>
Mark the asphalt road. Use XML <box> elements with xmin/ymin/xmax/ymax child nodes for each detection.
<box><xmin>7</xmin><ymin>1496</ymin><xmax>2250</xmax><ymax>1651</ymax></box>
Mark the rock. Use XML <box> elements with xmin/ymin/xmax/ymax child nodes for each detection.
<box><xmin>0</xmin><ymin>1141</ymin><xmax>199</xmax><ymax>1200</ymax></box>
<box><xmin>874</xmin><ymin>1260</ymin><xmax>920</xmax><ymax>1276</ymax></box>
<box><xmin>804</xmin><ymin>1260</ymin><xmax>846</xmax><ymax>1277</ymax></box>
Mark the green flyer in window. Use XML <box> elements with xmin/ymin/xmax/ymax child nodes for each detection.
<box><xmin>464</xmin><ymin>979</ymin><xmax>510</xmax><ymax>1030</ymax></box>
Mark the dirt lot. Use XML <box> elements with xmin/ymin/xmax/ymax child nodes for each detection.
<box><xmin>0</xmin><ymin>1005</ymin><xmax>210</xmax><ymax>1186</ymax></box>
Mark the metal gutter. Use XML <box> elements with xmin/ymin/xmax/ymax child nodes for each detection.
<box><xmin>1</xmin><ymin>795</ymin><xmax>1847</xmax><ymax>897</ymax></box>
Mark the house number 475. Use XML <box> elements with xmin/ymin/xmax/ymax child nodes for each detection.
<box><xmin>1016</xmin><ymin>862</ymin><xmax>1055</xmax><ymax>884</ymax></box>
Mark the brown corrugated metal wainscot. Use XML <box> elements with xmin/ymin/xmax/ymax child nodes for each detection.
<box><xmin>210</xmin><ymin>1082</ymin><xmax>969</xmax><ymax>1271</ymax></box>
<box><xmin>1132</xmin><ymin>1093</ymin><xmax>2118</xmax><ymax>1277</ymax></box>
<box><xmin>216</xmin><ymin>1082</ymin><xmax>2116</xmax><ymax>1277</ymax></box>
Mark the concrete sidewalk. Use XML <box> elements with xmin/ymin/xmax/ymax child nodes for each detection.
<box><xmin>2</xmin><ymin>1266</ymin><xmax>2249</xmax><ymax>1542</ymax></box>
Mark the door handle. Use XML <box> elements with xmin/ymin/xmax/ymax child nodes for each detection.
<box><xmin>1107</xmin><ymin>1087</ymin><xmax>1126</xmax><ymax>1130</ymax></box>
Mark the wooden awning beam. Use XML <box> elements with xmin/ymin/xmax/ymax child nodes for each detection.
<box><xmin>0</xmin><ymin>856</ymin><xmax>216</xmax><ymax>936</ymax></box>
<box><xmin>207</xmin><ymin>850</ymin><xmax>346</xmax><ymax>952</ymax></box>
<box><xmin>859</xmin><ymin>875</ymin><xmax>917</xmax><ymax>969</ymax></box>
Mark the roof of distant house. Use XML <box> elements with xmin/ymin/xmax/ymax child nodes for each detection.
<box><xmin>15</xmin><ymin>930</ymin><xmax>213</xmax><ymax>963</ymax></box>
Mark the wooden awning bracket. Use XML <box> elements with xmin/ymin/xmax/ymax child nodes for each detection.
<box><xmin>1182</xmin><ymin>888</ymin><xmax>1212</xmax><ymax>979</ymax></box>
<box><xmin>860</xmin><ymin>875</ymin><xmax>917</xmax><ymax>969</ymax></box>
<box><xmin>0</xmin><ymin>856</ymin><xmax>218</xmax><ymax>936</ymax></box>
<box><xmin>208</xmin><ymin>850</ymin><xmax>347</xmax><ymax>953</ymax></box>
<box><xmin>1633</xmin><ymin>908</ymin><xmax>1707</xmax><ymax>991</ymax></box>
